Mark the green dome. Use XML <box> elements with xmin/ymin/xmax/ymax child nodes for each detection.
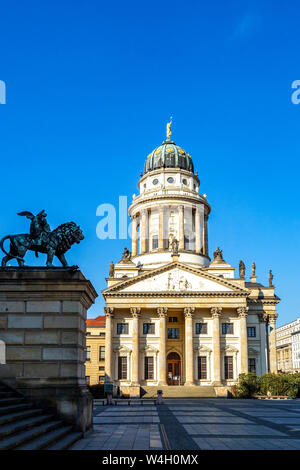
<box><xmin>144</xmin><ymin>140</ymin><xmax>194</xmax><ymax>174</ymax></box>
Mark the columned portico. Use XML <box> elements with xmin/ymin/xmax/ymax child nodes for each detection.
<box><xmin>157</xmin><ymin>307</ymin><xmax>167</xmax><ymax>385</ymax></box>
<box><xmin>184</xmin><ymin>307</ymin><xmax>195</xmax><ymax>385</ymax></box>
<box><xmin>269</xmin><ymin>314</ymin><xmax>278</xmax><ymax>373</ymax></box>
<box><xmin>104</xmin><ymin>307</ymin><xmax>114</xmax><ymax>382</ymax></box>
<box><xmin>211</xmin><ymin>307</ymin><xmax>222</xmax><ymax>385</ymax></box>
<box><xmin>130</xmin><ymin>307</ymin><xmax>141</xmax><ymax>384</ymax></box>
<box><xmin>238</xmin><ymin>306</ymin><xmax>248</xmax><ymax>374</ymax></box>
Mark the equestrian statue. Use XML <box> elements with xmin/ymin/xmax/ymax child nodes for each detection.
<box><xmin>0</xmin><ymin>210</ymin><xmax>84</xmax><ymax>267</ymax></box>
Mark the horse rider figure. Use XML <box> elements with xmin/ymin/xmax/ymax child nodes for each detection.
<box><xmin>18</xmin><ymin>210</ymin><xmax>51</xmax><ymax>255</ymax></box>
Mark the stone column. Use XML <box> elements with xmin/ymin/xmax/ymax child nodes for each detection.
<box><xmin>211</xmin><ymin>307</ymin><xmax>222</xmax><ymax>384</ymax></box>
<box><xmin>158</xmin><ymin>207</ymin><xmax>164</xmax><ymax>251</ymax></box>
<box><xmin>130</xmin><ymin>307</ymin><xmax>141</xmax><ymax>385</ymax></box>
<box><xmin>184</xmin><ymin>307</ymin><xmax>195</xmax><ymax>385</ymax></box>
<box><xmin>179</xmin><ymin>205</ymin><xmax>184</xmax><ymax>250</ymax></box>
<box><xmin>269</xmin><ymin>314</ymin><xmax>278</xmax><ymax>373</ymax></box>
<box><xmin>259</xmin><ymin>313</ymin><xmax>268</xmax><ymax>374</ymax></box>
<box><xmin>237</xmin><ymin>307</ymin><xmax>249</xmax><ymax>374</ymax></box>
<box><xmin>195</xmin><ymin>209</ymin><xmax>201</xmax><ymax>254</ymax></box>
<box><xmin>104</xmin><ymin>307</ymin><xmax>114</xmax><ymax>383</ymax></box>
<box><xmin>157</xmin><ymin>307</ymin><xmax>167</xmax><ymax>385</ymax></box>
<box><xmin>131</xmin><ymin>216</ymin><xmax>137</xmax><ymax>257</ymax></box>
<box><xmin>0</xmin><ymin>268</ymin><xmax>97</xmax><ymax>433</ymax></box>
<box><xmin>140</xmin><ymin>210</ymin><xmax>147</xmax><ymax>254</ymax></box>
<box><xmin>204</xmin><ymin>214</ymin><xmax>209</xmax><ymax>256</ymax></box>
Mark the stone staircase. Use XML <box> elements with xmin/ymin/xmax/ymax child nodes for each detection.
<box><xmin>0</xmin><ymin>382</ymin><xmax>82</xmax><ymax>450</ymax></box>
<box><xmin>141</xmin><ymin>385</ymin><xmax>217</xmax><ymax>399</ymax></box>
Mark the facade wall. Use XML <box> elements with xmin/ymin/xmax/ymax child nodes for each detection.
<box><xmin>85</xmin><ymin>325</ymin><xmax>106</xmax><ymax>386</ymax></box>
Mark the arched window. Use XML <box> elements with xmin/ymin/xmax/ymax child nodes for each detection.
<box><xmin>167</xmin><ymin>352</ymin><xmax>180</xmax><ymax>361</ymax></box>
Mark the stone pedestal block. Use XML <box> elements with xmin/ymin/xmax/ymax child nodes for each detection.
<box><xmin>0</xmin><ymin>267</ymin><xmax>97</xmax><ymax>433</ymax></box>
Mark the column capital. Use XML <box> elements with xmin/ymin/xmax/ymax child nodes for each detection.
<box><xmin>269</xmin><ymin>314</ymin><xmax>278</xmax><ymax>326</ymax></box>
<box><xmin>104</xmin><ymin>307</ymin><xmax>114</xmax><ymax>318</ymax></box>
<box><xmin>130</xmin><ymin>307</ymin><xmax>141</xmax><ymax>318</ymax></box>
<box><xmin>259</xmin><ymin>313</ymin><xmax>269</xmax><ymax>323</ymax></box>
<box><xmin>211</xmin><ymin>307</ymin><xmax>222</xmax><ymax>317</ymax></box>
<box><xmin>237</xmin><ymin>306</ymin><xmax>249</xmax><ymax>318</ymax></box>
<box><xmin>184</xmin><ymin>307</ymin><xmax>195</xmax><ymax>318</ymax></box>
<box><xmin>157</xmin><ymin>307</ymin><xmax>168</xmax><ymax>318</ymax></box>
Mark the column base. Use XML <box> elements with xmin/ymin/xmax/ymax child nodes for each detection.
<box><xmin>184</xmin><ymin>381</ymin><xmax>195</xmax><ymax>386</ymax></box>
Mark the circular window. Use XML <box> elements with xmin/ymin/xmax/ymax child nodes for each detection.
<box><xmin>167</xmin><ymin>177</ymin><xmax>174</xmax><ymax>183</ymax></box>
<box><xmin>182</xmin><ymin>178</ymin><xmax>188</xmax><ymax>185</ymax></box>
<box><xmin>153</xmin><ymin>179</ymin><xmax>159</xmax><ymax>185</ymax></box>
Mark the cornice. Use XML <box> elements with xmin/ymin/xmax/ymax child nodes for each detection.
<box><xmin>104</xmin><ymin>291</ymin><xmax>248</xmax><ymax>298</ymax></box>
<box><xmin>128</xmin><ymin>193</ymin><xmax>211</xmax><ymax>216</ymax></box>
<box><xmin>102</xmin><ymin>261</ymin><xmax>250</xmax><ymax>296</ymax></box>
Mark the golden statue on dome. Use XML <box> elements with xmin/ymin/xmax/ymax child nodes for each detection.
<box><xmin>166</xmin><ymin>116</ymin><xmax>173</xmax><ymax>140</ymax></box>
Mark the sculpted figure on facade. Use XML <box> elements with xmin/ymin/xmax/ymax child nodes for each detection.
<box><xmin>239</xmin><ymin>260</ymin><xmax>246</xmax><ymax>279</ymax></box>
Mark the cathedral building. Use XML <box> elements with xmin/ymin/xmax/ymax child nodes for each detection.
<box><xmin>103</xmin><ymin>121</ymin><xmax>280</xmax><ymax>396</ymax></box>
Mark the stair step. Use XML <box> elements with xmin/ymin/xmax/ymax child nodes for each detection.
<box><xmin>17</xmin><ymin>425</ymin><xmax>73</xmax><ymax>450</ymax></box>
<box><xmin>0</xmin><ymin>420</ymin><xmax>63</xmax><ymax>450</ymax></box>
<box><xmin>0</xmin><ymin>414</ymin><xmax>53</xmax><ymax>439</ymax></box>
<box><xmin>0</xmin><ymin>391</ymin><xmax>15</xmax><ymax>398</ymax></box>
<box><xmin>0</xmin><ymin>397</ymin><xmax>25</xmax><ymax>407</ymax></box>
<box><xmin>0</xmin><ymin>403</ymin><xmax>32</xmax><ymax>416</ymax></box>
<box><xmin>141</xmin><ymin>386</ymin><xmax>217</xmax><ymax>398</ymax></box>
<box><xmin>45</xmin><ymin>431</ymin><xmax>82</xmax><ymax>450</ymax></box>
<box><xmin>0</xmin><ymin>408</ymin><xmax>43</xmax><ymax>426</ymax></box>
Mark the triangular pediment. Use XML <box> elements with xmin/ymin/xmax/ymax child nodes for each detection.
<box><xmin>103</xmin><ymin>262</ymin><xmax>249</xmax><ymax>296</ymax></box>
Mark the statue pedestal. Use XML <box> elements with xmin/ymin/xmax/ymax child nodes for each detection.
<box><xmin>0</xmin><ymin>267</ymin><xmax>97</xmax><ymax>434</ymax></box>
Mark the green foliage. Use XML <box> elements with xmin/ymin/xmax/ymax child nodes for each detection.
<box><xmin>236</xmin><ymin>373</ymin><xmax>300</xmax><ymax>399</ymax></box>
<box><xmin>236</xmin><ymin>373</ymin><xmax>260</xmax><ymax>398</ymax></box>
<box><xmin>88</xmin><ymin>384</ymin><xmax>105</xmax><ymax>398</ymax></box>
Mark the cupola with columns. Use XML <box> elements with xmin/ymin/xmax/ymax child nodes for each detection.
<box><xmin>128</xmin><ymin>118</ymin><xmax>211</xmax><ymax>270</ymax></box>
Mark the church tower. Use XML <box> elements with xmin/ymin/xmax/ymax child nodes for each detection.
<box><xmin>128</xmin><ymin>118</ymin><xmax>210</xmax><ymax>269</ymax></box>
<box><xmin>102</xmin><ymin>120</ymin><xmax>279</xmax><ymax>398</ymax></box>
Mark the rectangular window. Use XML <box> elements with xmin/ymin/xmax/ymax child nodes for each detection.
<box><xmin>86</xmin><ymin>376</ymin><xmax>90</xmax><ymax>385</ymax></box>
<box><xmin>247</xmin><ymin>327</ymin><xmax>256</xmax><ymax>338</ymax></box>
<box><xmin>117</xmin><ymin>323</ymin><xmax>129</xmax><ymax>335</ymax></box>
<box><xmin>145</xmin><ymin>357</ymin><xmax>154</xmax><ymax>380</ymax></box>
<box><xmin>248</xmin><ymin>358</ymin><xmax>256</xmax><ymax>373</ymax></box>
<box><xmin>99</xmin><ymin>346</ymin><xmax>105</xmax><ymax>360</ymax></box>
<box><xmin>99</xmin><ymin>332</ymin><xmax>105</xmax><ymax>337</ymax></box>
<box><xmin>168</xmin><ymin>317</ymin><xmax>178</xmax><ymax>323</ymax></box>
<box><xmin>196</xmin><ymin>323</ymin><xmax>207</xmax><ymax>334</ymax></box>
<box><xmin>152</xmin><ymin>235</ymin><xmax>158</xmax><ymax>250</ymax></box>
<box><xmin>99</xmin><ymin>376</ymin><xmax>105</xmax><ymax>383</ymax></box>
<box><xmin>198</xmin><ymin>356</ymin><xmax>207</xmax><ymax>379</ymax></box>
<box><xmin>168</xmin><ymin>328</ymin><xmax>179</xmax><ymax>339</ymax></box>
<box><xmin>86</xmin><ymin>346</ymin><xmax>91</xmax><ymax>361</ymax></box>
<box><xmin>118</xmin><ymin>356</ymin><xmax>127</xmax><ymax>380</ymax></box>
<box><xmin>99</xmin><ymin>366</ymin><xmax>105</xmax><ymax>371</ymax></box>
<box><xmin>224</xmin><ymin>356</ymin><xmax>233</xmax><ymax>379</ymax></box>
<box><xmin>222</xmin><ymin>323</ymin><xmax>234</xmax><ymax>335</ymax></box>
<box><xmin>143</xmin><ymin>323</ymin><xmax>155</xmax><ymax>335</ymax></box>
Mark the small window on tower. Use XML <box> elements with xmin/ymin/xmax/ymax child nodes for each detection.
<box><xmin>152</xmin><ymin>234</ymin><xmax>158</xmax><ymax>250</ymax></box>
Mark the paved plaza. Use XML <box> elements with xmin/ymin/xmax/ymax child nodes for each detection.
<box><xmin>71</xmin><ymin>399</ymin><xmax>300</xmax><ymax>450</ymax></box>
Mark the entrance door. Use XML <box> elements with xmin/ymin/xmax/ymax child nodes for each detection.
<box><xmin>167</xmin><ymin>352</ymin><xmax>181</xmax><ymax>385</ymax></box>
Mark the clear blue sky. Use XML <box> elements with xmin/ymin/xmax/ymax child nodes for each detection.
<box><xmin>0</xmin><ymin>0</ymin><xmax>299</xmax><ymax>326</ymax></box>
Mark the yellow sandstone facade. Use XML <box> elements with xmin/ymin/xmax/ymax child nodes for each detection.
<box><xmin>85</xmin><ymin>316</ymin><xmax>106</xmax><ymax>386</ymax></box>
<box><xmin>99</xmin><ymin>125</ymin><xmax>280</xmax><ymax>396</ymax></box>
